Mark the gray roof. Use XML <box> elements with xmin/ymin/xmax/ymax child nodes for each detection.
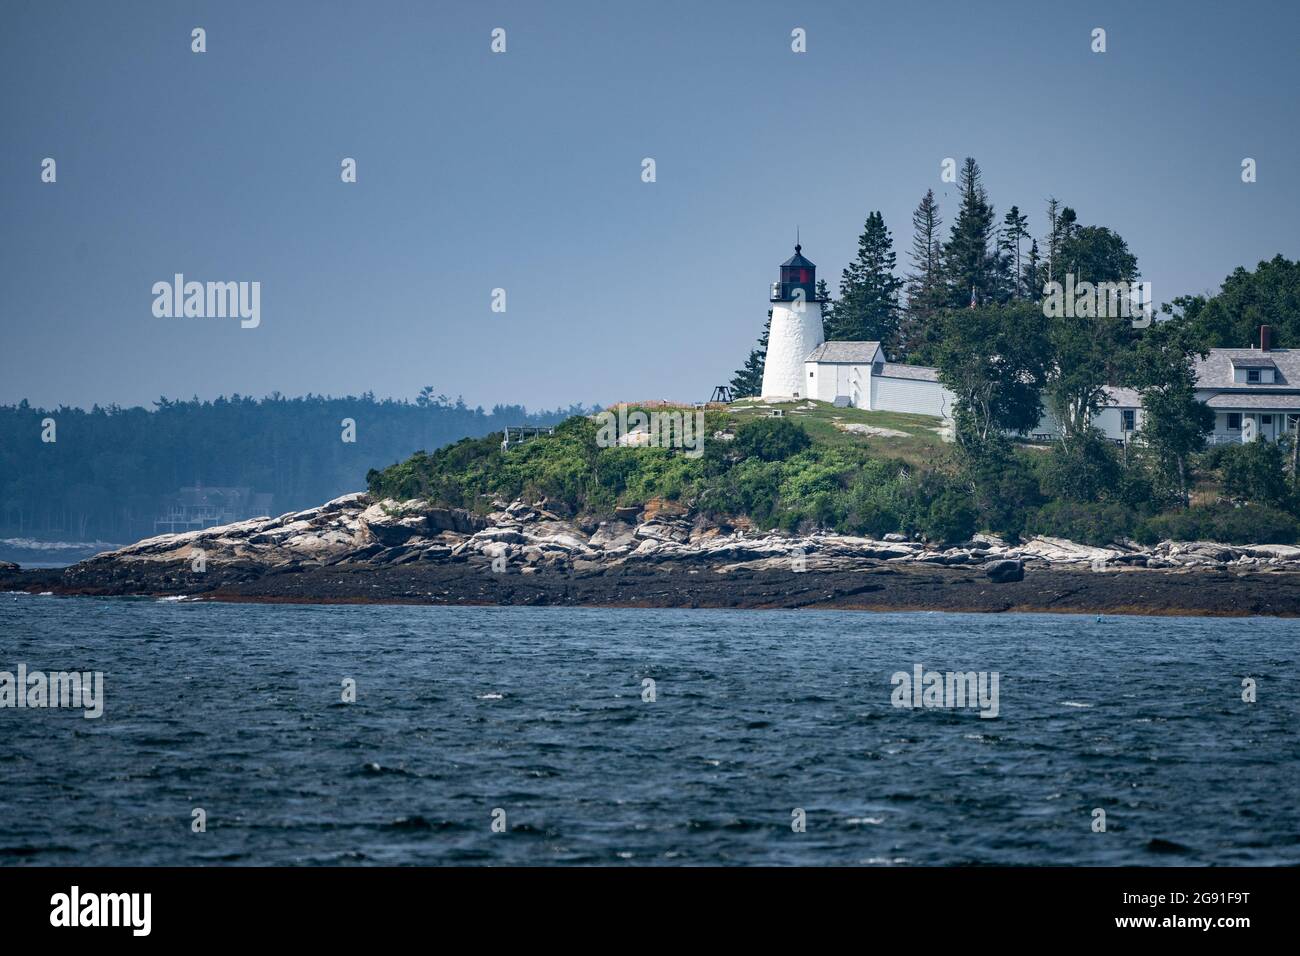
<box><xmin>1229</xmin><ymin>355</ymin><xmax>1277</xmax><ymax>369</ymax></box>
<box><xmin>1102</xmin><ymin>386</ymin><xmax>1142</xmax><ymax>408</ymax></box>
<box><xmin>879</xmin><ymin>362</ymin><xmax>940</xmax><ymax>382</ymax></box>
<box><xmin>1194</xmin><ymin>348</ymin><xmax>1300</xmax><ymax>389</ymax></box>
<box><xmin>806</xmin><ymin>341</ymin><xmax>881</xmax><ymax>363</ymax></box>
<box><xmin>1204</xmin><ymin>393</ymin><xmax>1300</xmax><ymax>410</ymax></box>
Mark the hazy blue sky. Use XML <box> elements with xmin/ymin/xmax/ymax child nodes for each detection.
<box><xmin>3</xmin><ymin>0</ymin><xmax>1297</xmax><ymax>411</ymax></box>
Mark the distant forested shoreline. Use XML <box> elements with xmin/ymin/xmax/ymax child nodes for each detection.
<box><xmin>0</xmin><ymin>392</ymin><xmax>592</xmax><ymax>544</ymax></box>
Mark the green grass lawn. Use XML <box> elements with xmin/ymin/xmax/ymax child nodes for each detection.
<box><xmin>723</xmin><ymin>399</ymin><xmax>951</xmax><ymax>467</ymax></box>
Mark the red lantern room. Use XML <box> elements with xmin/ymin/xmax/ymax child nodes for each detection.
<box><xmin>771</xmin><ymin>244</ymin><xmax>821</xmax><ymax>303</ymax></box>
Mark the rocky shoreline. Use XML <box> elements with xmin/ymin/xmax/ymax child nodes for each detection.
<box><xmin>4</xmin><ymin>492</ymin><xmax>1300</xmax><ymax>616</ymax></box>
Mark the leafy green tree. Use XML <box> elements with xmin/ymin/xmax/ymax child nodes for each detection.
<box><xmin>1130</xmin><ymin>321</ymin><xmax>1215</xmax><ymax>505</ymax></box>
<box><xmin>1040</xmin><ymin>220</ymin><xmax>1140</xmax><ymax>450</ymax></box>
<box><xmin>1188</xmin><ymin>255</ymin><xmax>1300</xmax><ymax>349</ymax></box>
<box><xmin>935</xmin><ymin>303</ymin><xmax>1052</xmax><ymax>449</ymax></box>
<box><xmin>1219</xmin><ymin>441</ymin><xmax>1293</xmax><ymax>509</ymax></box>
<box><xmin>1056</xmin><ymin>225</ymin><xmax>1138</xmax><ymax>288</ymax></box>
<box><xmin>827</xmin><ymin>211</ymin><xmax>903</xmax><ymax>349</ymax></box>
<box><xmin>1038</xmin><ymin>431</ymin><xmax>1122</xmax><ymax>503</ymax></box>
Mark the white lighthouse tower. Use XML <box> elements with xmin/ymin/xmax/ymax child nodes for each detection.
<box><xmin>760</xmin><ymin>243</ymin><xmax>825</xmax><ymax>401</ymax></box>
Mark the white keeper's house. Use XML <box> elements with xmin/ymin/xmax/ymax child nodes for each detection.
<box><xmin>758</xmin><ymin>243</ymin><xmax>1300</xmax><ymax>446</ymax></box>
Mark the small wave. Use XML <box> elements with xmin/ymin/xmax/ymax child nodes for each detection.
<box><xmin>846</xmin><ymin>816</ymin><xmax>885</xmax><ymax>826</ymax></box>
<box><xmin>358</xmin><ymin>761</ymin><xmax>416</xmax><ymax>777</ymax></box>
<box><xmin>381</xmin><ymin>815</ymin><xmax>443</xmax><ymax>831</ymax></box>
<box><xmin>1146</xmin><ymin>837</ymin><xmax>1192</xmax><ymax>855</ymax></box>
<box><xmin>1060</xmin><ymin>701</ymin><xmax>1094</xmax><ymax>708</ymax></box>
<box><xmin>476</xmin><ymin>692</ymin><xmax>504</xmax><ymax>700</ymax></box>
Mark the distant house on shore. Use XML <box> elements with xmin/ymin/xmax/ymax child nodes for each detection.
<box><xmin>758</xmin><ymin>243</ymin><xmax>1298</xmax><ymax>446</ymax></box>
<box><xmin>153</xmin><ymin>485</ymin><xmax>273</xmax><ymax>534</ymax></box>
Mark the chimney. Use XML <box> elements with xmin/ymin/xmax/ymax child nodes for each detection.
<box><xmin>1261</xmin><ymin>325</ymin><xmax>1273</xmax><ymax>352</ymax></box>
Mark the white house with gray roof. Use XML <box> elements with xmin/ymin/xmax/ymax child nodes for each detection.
<box><xmin>1191</xmin><ymin>331</ymin><xmax>1300</xmax><ymax>443</ymax></box>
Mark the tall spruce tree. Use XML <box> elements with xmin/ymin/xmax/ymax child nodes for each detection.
<box><xmin>1044</xmin><ymin>199</ymin><xmax>1079</xmax><ymax>284</ymax></box>
<box><xmin>1023</xmin><ymin>239</ymin><xmax>1043</xmax><ymax>302</ymax></box>
<box><xmin>814</xmin><ymin>278</ymin><xmax>833</xmax><ymax>336</ymax></box>
<box><xmin>901</xmin><ymin>190</ymin><xmax>945</xmax><ymax>359</ymax></box>
<box><xmin>999</xmin><ymin>206</ymin><xmax>1031</xmax><ymax>300</ymax></box>
<box><xmin>941</xmin><ymin>158</ymin><xmax>998</xmax><ymax>308</ymax></box>
<box><xmin>730</xmin><ymin>313</ymin><xmax>770</xmax><ymax>398</ymax></box>
<box><xmin>828</xmin><ymin>211</ymin><xmax>903</xmax><ymax>349</ymax></box>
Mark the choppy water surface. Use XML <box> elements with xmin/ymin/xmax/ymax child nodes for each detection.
<box><xmin>1</xmin><ymin>596</ymin><xmax>1296</xmax><ymax>865</ymax></box>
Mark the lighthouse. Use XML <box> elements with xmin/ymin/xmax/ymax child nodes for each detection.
<box><xmin>760</xmin><ymin>243</ymin><xmax>825</xmax><ymax>400</ymax></box>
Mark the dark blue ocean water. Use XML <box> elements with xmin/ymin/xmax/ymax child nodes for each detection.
<box><xmin>1</xmin><ymin>595</ymin><xmax>1297</xmax><ymax>866</ymax></box>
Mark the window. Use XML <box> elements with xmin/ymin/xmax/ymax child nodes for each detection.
<box><xmin>809</xmin><ymin>371</ymin><xmax>815</xmax><ymax>378</ymax></box>
<box><xmin>1261</xmin><ymin>415</ymin><xmax>1273</xmax><ymax>426</ymax></box>
<box><xmin>1247</xmin><ymin>369</ymin><xmax>1261</xmax><ymax>383</ymax></box>
<box><xmin>1122</xmin><ymin>410</ymin><xmax>1136</xmax><ymax>431</ymax></box>
<box><xmin>1289</xmin><ymin>414</ymin><xmax>1300</xmax><ymax>431</ymax></box>
<box><xmin>1227</xmin><ymin>413</ymin><xmax>1242</xmax><ymax>430</ymax></box>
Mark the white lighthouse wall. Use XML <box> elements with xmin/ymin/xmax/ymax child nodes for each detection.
<box><xmin>869</xmin><ymin>375</ymin><xmax>955</xmax><ymax>418</ymax></box>
<box><xmin>761</xmin><ymin>302</ymin><xmax>824</xmax><ymax>400</ymax></box>
<box><xmin>805</xmin><ymin>362</ymin><xmax>873</xmax><ymax>406</ymax></box>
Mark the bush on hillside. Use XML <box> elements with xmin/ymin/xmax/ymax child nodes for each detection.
<box><xmin>1025</xmin><ymin>500</ymin><xmax>1140</xmax><ymax>547</ymax></box>
<box><xmin>1216</xmin><ymin>441</ymin><xmax>1294</xmax><ymax>509</ymax></box>
<box><xmin>1135</xmin><ymin>503</ymin><xmax>1300</xmax><ymax>545</ymax></box>
<box><xmin>735</xmin><ymin>417</ymin><xmax>812</xmax><ymax>462</ymax></box>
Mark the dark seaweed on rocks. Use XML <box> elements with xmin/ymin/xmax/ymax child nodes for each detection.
<box><xmin>4</xmin><ymin>492</ymin><xmax>1300</xmax><ymax>616</ymax></box>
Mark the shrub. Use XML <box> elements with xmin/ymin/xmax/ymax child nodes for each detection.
<box><xmin>1217</xmin><ymin>441</ymin><xmax>1293</xmax><ymax>509</ymax></box>
<box><xmin>1026</xmin><ymin>500</ymin><xmax>1140</xmax><ymax>546</ymax></box>
<box><xmin>1037</xmin><ymin>432</ymin><xmax>1121</xmax><ymax>503</ymax></box>
<box><xmin>735</xmin><ymin>417</ymin><xmax>812</xmax><ymax>462</ymax></box>
<box><xmin>1135</xmin><ymin>503</ymin><xmax>1300</xmax><ymax>545</ymax></box>
<box><xmin>963</xmin><ymin>446</ymin><xmax>1044</xmax><ymax>540</ymax></box>
<box><xmin>904</xmin><ymin>473</ymin><xmax>976</xmax><ymax>544</ymax></box>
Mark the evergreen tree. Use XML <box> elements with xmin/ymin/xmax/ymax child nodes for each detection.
<box><xmin>1044</xmin><ymin>198</ymin><xmax>1060</xmax><ymax>284</ymax></box>
<box><xmin>901</xmin><ymin>190</ymin><xmax>945</xmax><ymax>358</ymax></box>
<box><xmin>828</xmin><ymin>211</ymin><xmax>903</xmax><ymax>349</ymax></box>
<box><xmin>1022</xmin><ymin>239</ymin><xmax>1043</xmax><ymax>302</ymax></box>
<box><xmin>814</xmin><ymin>279</ymin><xmax>833</xmax><ymax>336</ymax></box>
<box><xmin>730</xmin><ymin>313</ymin><xmax>771</xmax><ymax>398</ymax></box>
<box><xmin>1044</xmin><ymin>199</ymin><xmax>1079</xmax><ymax>284</ymax></box>
<box><xmin>941</xmin><ymin>158</ymin><xmax>998</xmax><ymax>308</ymax></box>
<box><xmin>999</xmin><ymin>206</ymin><xmax>1030</xmax><ymax>300</ymax></box>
